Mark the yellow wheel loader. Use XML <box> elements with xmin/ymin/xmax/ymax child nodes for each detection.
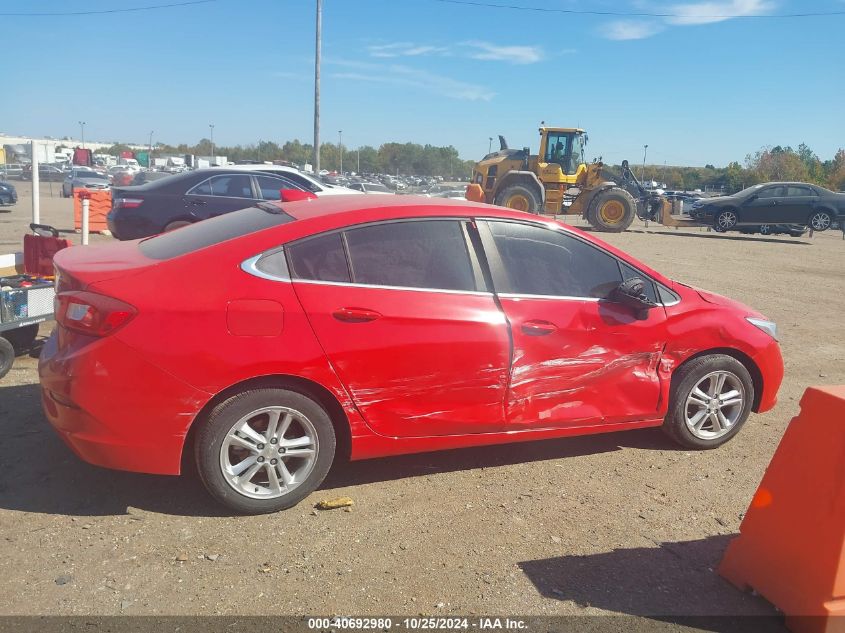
<box><xmin>466</xmin><ymin>127</ymin><xmax>662</xmax><ymax>232</ymax></box>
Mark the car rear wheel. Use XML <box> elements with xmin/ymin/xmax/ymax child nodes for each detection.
<box><xmin>662</xmin><ymin>354</ymin><xmax>754</xmax><ymax>449</ymax></box>
<box><xmin>163</xmin><ymin>220</ymin><xmax>192</xmax><ymax>232</ymax></box>
<box><xmin>714</xmin><ymin>210</ymin><xmax>738</xmax><ymax>233</ymax></box>
<box><xmin>195</xmin><ymin>388</ymin><xmax>336</xmax><ymax>514</ymax></box>
<box><xmin>808</xmin><ymin>210</ymin><xmax>833</xmax><ymax>231</ymax></box>
<box><xmin>759</xmin><ymin>224</ymin><xmax>772</xmax><ymax>235</ymax></box>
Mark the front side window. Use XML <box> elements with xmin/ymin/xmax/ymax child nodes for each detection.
<box><xmin>345</xmin><ymin>220</ymin><xmax>477</xmax><ymax>291</ymax></box>
<box><xmin>265</xmin><ymin>170</ymin><xmax>321</xmax><ymax>193</ymax></box>
<box><xmin>488</xmin><ymin>221</ymin><xmax>622</xmax><ymax>299</ymax></box>
<box><xmin>189</xmin><ymin>174</ymin><xmax>253</xmax><ymax>198</ymax></box>
<box><xmin>755</xmin><ymin>186</ymin><xmax>784</xmax><ymax>199</ymax></box>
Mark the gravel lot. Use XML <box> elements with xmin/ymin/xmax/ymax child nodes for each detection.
<box><xmin>1</xmin><ymin>182</ymin><xmax>843</xmax><ymax>623</ymax></box>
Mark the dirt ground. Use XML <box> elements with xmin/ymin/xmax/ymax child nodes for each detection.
<box><xmin>1</xmin><ymin>182</ymin><xmax>843</xmax><ymax>623</ymax></box>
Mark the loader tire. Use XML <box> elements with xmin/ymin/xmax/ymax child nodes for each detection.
<box><xmin>495</xmin><ymin>183</ymin><xmax>541</xmax><ymax>214</ymax></box>
<box><xmin>586</xmin><ymin>187</ymin><xmax>636</xmax><ymax>232</ymax></box>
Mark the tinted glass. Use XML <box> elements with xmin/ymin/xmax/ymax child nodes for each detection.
<box><xmin>755</xmin><ymin>186</ymin><xmax>784</xmax><ymax>199</ymax></box>
<box><xmin>345</xmin><ymin>220</ymin><xmax>476</xmax><ymax>291</ymax></box>
<box><xmin>786</xmin><ymin>186</ymin><xmax>813</xmax><ymax>197</ymax></box>
<box><xmin>287</xmin><ymin>232</ymin><xmax>350</xmax><ymax>283</ymax></box>
<box><xmin>263</xmin><ymin>170</ymin><xmax>321</xmax><ymax>193</ymax></box>
<box><xmin>489</xmin><ymin>221</ymin><xmax>622</xmax><ymax>298</ymax></box>
<box><xmin>190</xmin><ymin>174</ymin><xmax>253</xmax><ymax>198</ymax></box>
<box><xmin>255</xmin><ymin>174</ymin><xmax>301</xmax><ymax>200</ymax></box>
<box><xmin>139</xmin><ymin>204</ymin><xmax>294</xmax><ymax>260</ymax></box>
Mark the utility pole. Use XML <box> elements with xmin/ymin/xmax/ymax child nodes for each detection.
<box><xmin>149</xmin><ymin>131</ymin><xmax>154</xmax><ymax>170</ymax></box>
<box><xmin>79</xmin><ymin>121</ymin><xmax>86</xmax><ymax>149</ymax></box>
<box><xmin>209</xmin><ymin>124</ymin><xmax>215</xmax><ymax>164</ymax></box>
<box><xmin>313</xmin><ymin>0</ymin><xmax>322</xmax><ymax>175</ymax></box>
<box><xmin>338</xmin><ymin>130</ymin><xmax>343</xmax><ymax>174</ymax></box>
<box><xmin>641</xmin><ymin>144</ymin><xmax>648</xmax><ymax>183</ymax></box>
<box><xmin>356</xmin><ymin>148</ymin><xmax>360</xmax><ymax>174</ymax></box>
<box><xmin>488</xmin><ymin>137</ymin><xmax>493</xmax><ymax>154</ymax></box>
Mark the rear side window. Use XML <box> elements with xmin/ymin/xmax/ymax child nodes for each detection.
<box><xmin>287</xmin><ymin>232</ymin><xmax>351</xmax><ymax>283</ymax></box>
<box><xmin>488</xmin><ymin>221</ymin><xmax>622</xmax><ymax>298</ymax></box>
<box><xmin>139</xmin><ymin>204</ymin><xmax>294</xmax><ymax>260</ymax></box>
<box><xmin>188</xmin><ymin>174</ymin><xmax>253</xmax><ymax>198</ymax></box>
<box><xmin>344</xmin><ymin>220</ymin><xmax>477</xmax><ymax>291</ymax></box>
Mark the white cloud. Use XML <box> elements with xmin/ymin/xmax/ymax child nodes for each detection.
<box><xmin>367</xmin><ymin>42</ymin><xmax>450</xmax><ymax>58</ymax></box>
<box><xmin>602</xmin><ymin>20</ymin><xmax>666</xmax><ymax>40</ymax></box>
<box><xmin>365</xmin><ymin>40</ymin><xmax>546</xmax><ymax>64</ymax></box>
<box><xmin>664</xmin><ymin>0</ymin><xmax>777</xmax><ymax>25</ymax></box>
<box><xmin>600</xmin><ymin>0</ymin><xmax>777</xmax><ymax>39</ymax></box>
<box><xmin>329</xmin><ymin>60</ymin><xmax>494</xmax><ymax>101</ymax></box>
<box><xmin>461</xmin><ymin>41</ymin><xmax>544</xmax><ymax>64</ymax></box>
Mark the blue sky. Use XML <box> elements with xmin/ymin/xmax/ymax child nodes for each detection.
<box><xmin>3</xmin><ymin>0</ymin><xmax>844</xmax><ymax>166</ymax></box>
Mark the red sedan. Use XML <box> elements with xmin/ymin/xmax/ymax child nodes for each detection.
<box><xmin>39</xmin><ymin>196</ymin><xmax>783</xmax><ymax>514</ymax></box>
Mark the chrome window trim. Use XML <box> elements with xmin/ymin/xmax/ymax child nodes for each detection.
<box><xmin>241</xmin><ymin>251</ymin><xmax>291</xmax><ymax>282</ymax></box>
<box><xmin>293</xmin><ymin>278</ymin><xmax>495</xmax><ymax>297</ymax></box>
<box><xmin>497</xmin><ymin>292</ymin><xmax>601</xmax><ymax>302</ymax></box>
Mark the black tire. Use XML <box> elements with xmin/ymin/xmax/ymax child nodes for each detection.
<box><xmin>163</xmin><ymin>220</ymin><xmax>192</xmax><ymax>232</ymax></box>
<box><xmin>0</xmin><ymin>337</ymin><xmax>14</xmax><ymax>380</ymax></box>
<box><xmin>586</xmin><ymin>187</ymin><xmax>636</xmax><ymax>232</ymax></box>
<box><xmin>194</xmin><ymin>387</ymin><xmax>336</xmax><ymax>514</ymax></box>
<box><xmin>494</xmin><ymin>183</ymin><xmax>541</xmax><ymax>214</ymax></box>
<box><xmin>758</xmin><ymin>224</ymin><xmax>772</xmax><ymax>235</ymax></box>
<box><xmin>714</xmin><ymin>209</ymin><xmax>738</xmax><ymax>233</ymax></box>
<box><xmin>808</xmin><ymin>210</ymin><xmax>833</xmax><ymax>232</ymax></box>
<box><xmin>662</xmin><ymin>354</ymin><xmax>754</xmax><ymax>450</ymax></box>
<box><xmin>2</xmin><ymin>324</ymin><xmax>38</xmax><ymax>353</ymax></box>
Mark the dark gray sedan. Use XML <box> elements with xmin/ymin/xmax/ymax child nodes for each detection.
<box><xmin>689</xmin><ymin>182</ymin><xmax>845</xmax><ymax>232</ymax></box>
<box><xmin>62</xmin><ymin>167</ymin><xmax>110</xmax><ymax>198</ymax></box>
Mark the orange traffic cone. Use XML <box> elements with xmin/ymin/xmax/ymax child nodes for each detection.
<box><xmin>719</xmin><ymin>386</ymin><xmax>845</xmax><ymax>633</ymax></box>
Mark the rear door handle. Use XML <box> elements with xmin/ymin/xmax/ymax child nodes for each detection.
<box><xmin>332</xmin><ymin>308</ymin><xmax>381</xmax><ymax>323</ymax></box>
<box><xmin>521</xmin><ymin>320</ymin><xmax>557</xmax><ymax>336</ymax></box>
<box><xmin>183</xmin><ymin>198</ymin><xmax>206</xmax><ymax>206</ymax></box>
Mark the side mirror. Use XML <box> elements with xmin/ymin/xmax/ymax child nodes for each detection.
<box><xmin>610</xmin><ymin>277</ymin><xmax>658</xmax><ymax>320</ymax></box>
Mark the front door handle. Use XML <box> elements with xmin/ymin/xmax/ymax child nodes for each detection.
<box><xmin>522</xmin><ymin>320</ymin><xmax>557</xmax><ymax>336</ymax></box>
<box><xmin>332</xmin><ymin>308</ymin><xmax>381</xmax><ymax>323</ymax></box>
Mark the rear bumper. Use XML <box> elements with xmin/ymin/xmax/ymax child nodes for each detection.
<box><xmin>39</xmin><ymin>330</ymin><xmax>211</xmax><ymax>475</ymax></box>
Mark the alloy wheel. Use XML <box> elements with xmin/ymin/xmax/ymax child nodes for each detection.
<box><xmin>684</xmin><ymin>371</ymin><xmax>745</xmax><ymax>440</ymax></box>
<box><xmin>219</xmin><ymin>406</ymin><xmax>318</xmax><ymax>500</ymax></box>
<box><xmin>716</xmin><ymin>211</ymin><xmax>737</xmax><ymax>231</ymax></box>
<box><xmin>810</xmin><ymin>213</ymin><xmax>831</xmax><ymax>231</ymax></box>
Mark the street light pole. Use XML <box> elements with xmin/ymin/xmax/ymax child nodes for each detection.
<box><xmin>357</xmin><ymin>148</ymin><xmax>360</xmax><ymax>174</ymax></box>
<box><xmin>488</xmin><ymin>137</ymin><xmax>493</xmax><ymax>154</ymax></box>
<box><xmin>79</xmin><ymin>121</ymin><xmax>86</xmax><ymax>149</ymax></box>
<box><xmin>209</xmin><ymin>124</ymin><xmax>215</xmax><ymax>165</ymax></box>
<box><xmin>338</xmin><ymin>130</ymin><xmax>342</xmax><ymax>174</ymax></box>
<box><xmin>149</xmin><ymin>131</ymin><xmax>154</xmax><ymax>170</ymax></box>
<box><xmin>313</xmin><ymin>0</ymin><xmax>322</xmax><ymax>175</ymax></box>
<box><xmin>641</xmin><ymin>144</ymin><xmax>649</xmax><ymax>183</ymax></box>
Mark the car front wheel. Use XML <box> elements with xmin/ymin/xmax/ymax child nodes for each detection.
<box><xmin>808</xmin><ymin>210</ymin><xmax>833</xmax><ymax>231</ymax></box>
<box><xmin>195</xmin><ymin>387</ymin><xmax>336</xmax><ymax>514</ymax></box>
<box><xmin>714</xmin><ymin>210</ymin><xmax>738</xmax><ymax>232</ymax></box>
<box><xmin>662</xmin><ymin>354</ymin><xmax>754</xmax><ymax>449</ymax></box>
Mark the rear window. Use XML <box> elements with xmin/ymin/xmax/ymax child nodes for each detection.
<box><xmin>139</xmin><ymin>204</ymin><xmax>295</xmax><ymax>260</ymax></box>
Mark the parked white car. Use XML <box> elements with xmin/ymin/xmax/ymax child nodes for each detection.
<box><xmin>215</xmin><ymin>164</ymin><xmax>363</xmax><ymax>196</ymax></box>
<box><xmin>347</xmin><ymin>182</ymin><xmax>394</xmax><ymax>195</ymax></box>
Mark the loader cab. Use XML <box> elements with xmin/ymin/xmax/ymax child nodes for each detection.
<box><xmin>539</xmin><ymin>128</ymin><xmax>586</xmax><ymax>177</ymax></box>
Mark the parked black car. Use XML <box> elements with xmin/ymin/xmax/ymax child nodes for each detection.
<box><xmin>108</xmin><ymin>169</ymin><xmax>305</xmax><ymax>240</ymax></box>
<box><xmin>20</xmin><ymin>164</ymin><xmax>65</xmax><ymax>182</ymax></box>
<box><xmin>0</xmin><ymin>181</ymin><xmax>17</xmax><ymax>205</ymax></box>
<box><xmin>688</xmin><ymin>182</ymin><xmax>845</xmax><ymax>232</ymax></box>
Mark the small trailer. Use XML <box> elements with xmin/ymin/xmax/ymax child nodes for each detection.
<box><xmin>0</xmin><ymin>225</ymin><xmax>69</xmax><ymax>379</ymax></box>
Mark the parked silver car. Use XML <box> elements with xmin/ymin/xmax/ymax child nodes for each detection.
<box><xmin>61</xmin><ymin>168</ymin><xmax>110</xmax><ymax>198</ymax></box>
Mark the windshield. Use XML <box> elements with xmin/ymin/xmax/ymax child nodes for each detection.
<box><xmin>75</xmin><ymin>170</ymin><xmax>102</xmax><ymax>178</ymax></box>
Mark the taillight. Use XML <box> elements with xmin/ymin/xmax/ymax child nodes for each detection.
<box><xmin>55</xmin><ymin>291</ymin><xmax>136</xmax><ymax>337</ymax></box>
<box><xmin>114</xmin><ymin>197</ymin><xmax>144</xmax><ymax>209</ymax></box>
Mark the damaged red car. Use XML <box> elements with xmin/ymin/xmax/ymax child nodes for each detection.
<box><xmin>39</xmin><ymin>196</ymin><xmax>783</xmax><ymax>514</ymax></box>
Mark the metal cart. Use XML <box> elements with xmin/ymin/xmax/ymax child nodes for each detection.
<box><xmin>0</xmin><ymin>224</ymin><xmax>67</xmax><ymax>379</ymax></box>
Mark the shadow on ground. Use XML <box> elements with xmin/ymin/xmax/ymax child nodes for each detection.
<box><xmin>518</xmin><ymin>535</ymin><xmax>787</xmax><ymax>632</ymax></box>
<box><xmin>624</xmin><ymin>228</ymin><xmax>811</xmax><ymax>246</ymax></box>
<box><xmin>0</xmin><ymin>380</ymin><xmax>681</xmax><ymax>518</ymax></box>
